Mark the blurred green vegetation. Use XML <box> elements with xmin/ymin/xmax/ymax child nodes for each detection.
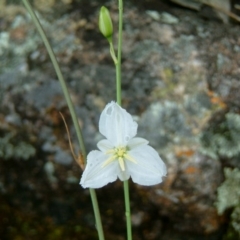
<box><xmin>216</xmin><ymin>168</ymin><xmax>240</xmax><ymax>240</ymax></box>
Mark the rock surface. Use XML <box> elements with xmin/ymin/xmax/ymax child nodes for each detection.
<box><xmin>0</xmin><ymin>0</ymin><xmax>240</xmax><ymax>239</ymax></box>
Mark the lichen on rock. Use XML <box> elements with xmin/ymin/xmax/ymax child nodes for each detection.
<box><xmin>216</xmin><ymin>168</ymin><xmax>240</xmax><ymax>215</ymax></box>
<box><xmin>200</xmin><ymin>113</ymin><xmax>240</xmax><ymax>160</ymax></box>
<box><xmin>0</xmin><ymin>132</ymin><xmax>36</xmax><ymax>160</ymax></box>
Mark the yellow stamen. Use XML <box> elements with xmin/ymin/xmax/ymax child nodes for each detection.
<box><xmin>118</xmin><ymin>157</ymin><xmax>125</xmax><ymax>171</ymax></box>
<box><xmin>101</xmin><ymin>146</ymin><xmax>138</xmax><ymax>171</ymax></box>
<box><xmin>102</xmin><ymin>154</ymin><xmax>117</xmax><ymax>168</ymax></box>
<box><xmin>124</xmin><ymin>154</ymin><xmax>137</xmax><ymax>164</ymax></box>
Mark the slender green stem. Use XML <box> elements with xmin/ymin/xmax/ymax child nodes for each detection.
<box><xmin>109</xmin><ymin>41</ymin><xmax>118</xmax><ymax>65</ymax></box>
<box><xmin>124</xmin><ymin>180</ymin><xmax>132</xmax><ymax>240</ymax></box>
<box><xmin>89</xmin><ymin>189</ymin><xmax>105</xmax><ymax>240</ymax></box>
<box><xmin>116</xmin><ymin>0</ymin><xmax>132</xmax><ymax>239</ymax></box>
<box><xmin>22</xmin><ymin>1</ymin><xmax>105</xmax><ymax>240</ymax></box>
<box><xmin>22</xmin><ymin>0</ymin><xmax>86</xmax><ymax>160</ymax></box>
<box><xmin>116</xmin><ymin>0</ymin><xmax>123</xmax><ymax>106</ymax></box>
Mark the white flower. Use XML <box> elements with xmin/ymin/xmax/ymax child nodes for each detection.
<box><xmin>80</xmin><ymin>101</ymin><xmax>167</xmax><ymax>188</ymax></box>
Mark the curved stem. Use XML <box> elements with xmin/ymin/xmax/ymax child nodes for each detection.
<box><xmin>21</xmin><ymin>1</ymin><xmax>105</xmax><ymax>240</ymax></box>
<box><xmin>22</xmin><ymin>0</ymin><xmax>86</xmax><ymax>160</ymax></box>
<box><xmin>109</xmin><ymin>41</ymin><xmax>118</xmax><ymax>65</ymax></box>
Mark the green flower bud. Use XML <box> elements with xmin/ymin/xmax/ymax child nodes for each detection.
<box><xmin>99</xmin><ymin>6</ymin><xmax>113</xmax><ymax>40</ymax></box>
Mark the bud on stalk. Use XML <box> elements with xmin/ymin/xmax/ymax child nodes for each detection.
<box><xmin>99</xmin><ymin>6</ymin><xmax>113</xmax><ymax>40</ymax></box>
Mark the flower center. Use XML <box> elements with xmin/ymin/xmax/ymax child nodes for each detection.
<box><xmin>102</xmin><ymin>146</ymin><xmax>137</xmax><ymax>171</ymax></box>
<box><xmin>115</xmin><ymin>147</ymin><xmax>126</xmax><ymax>157</ymax></box>
<box><xmin>115</xmin><ymin>147</ymin><xmax>127</xmax><ymax>171</ymax></box>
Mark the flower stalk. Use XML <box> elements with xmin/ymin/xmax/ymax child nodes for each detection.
<box><xmin>124</xmin><ymin>180</ymin><xmax>132</xmax><ymax>240</ymax></box>
<box><xmin>117</xmin><ymin>1</ymin><xmax>132</xmax><ymax>239</ymax></box>
<box><xmin>116</xmin><ymin>0</ymin><xmax>123</xmax><ymax>106</ymax></box>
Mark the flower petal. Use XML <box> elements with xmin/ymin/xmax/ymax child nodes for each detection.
<box><xmin>99</xmin><ymin>102</ymin><xmax>138</xmax><ymax>146</ymax></box>
<box><xmin>126</xmin><ymin>145</ymin><xmax>167</xmax><ymax>186</ymax></box>
<box><xmin>127</xmin><ymin>137</ymin><xmax>149</xmax><ymax>150</ymax></box>
<box><xmin>80</xmin><ymin>150</ymin><xmax>118</xmax><ymax>188</ymax></box>
<box><xmin>117</xmin><ymin>166</ymin><xmax>130</xmax><ymax>181</ymax></box>
<box><xmin>97</xmin><ymin>139</ymin><xmax>114</xmax><ymax>152</ymax></box>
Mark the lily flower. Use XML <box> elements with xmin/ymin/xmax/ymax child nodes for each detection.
<box><xmin>80</xmin><ymin>102</ymin><xmax>167</xmax><ymax>188</ymax></box>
